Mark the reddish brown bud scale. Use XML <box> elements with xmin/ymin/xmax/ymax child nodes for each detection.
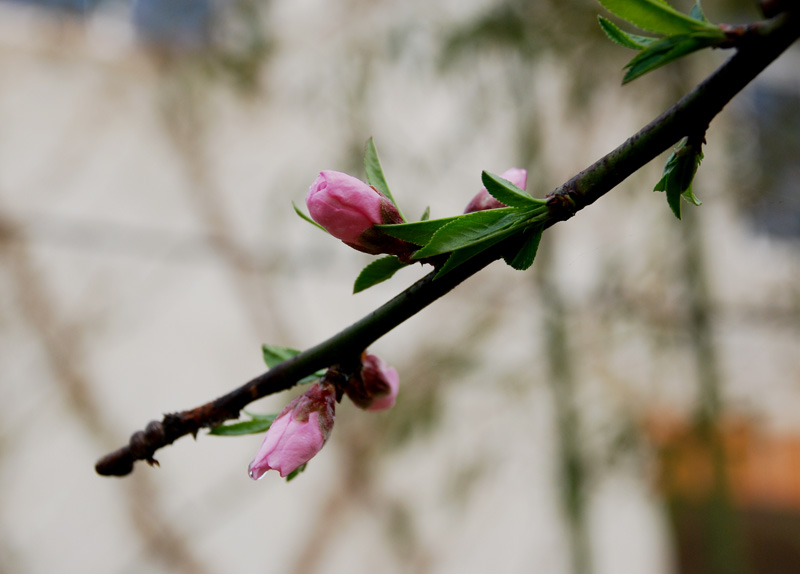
<box><xmin>344</xmin><ymin>353</ymin><xmax>399</xmax><ymax>411</ymax></box>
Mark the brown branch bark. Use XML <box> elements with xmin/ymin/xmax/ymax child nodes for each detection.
<box><xmin>96</xmin><ymin>11</ymin><xmax>799</xmax><ymax>477</ymax></box>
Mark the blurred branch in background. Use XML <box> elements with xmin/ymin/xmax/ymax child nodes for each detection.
<box><xmin>0</xmin><ymin>212</ymin><xmax>209</xmax><ymax>573</ymax></box>
<box><xmin>536</xmin><ymin>238</ymin><xmax>592</xmax><ymax>574</ymax></box>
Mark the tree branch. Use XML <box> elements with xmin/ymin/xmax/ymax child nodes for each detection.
<box><xmin>96</xmin><ymin>12</ymin><xmax>799</xmax><ymax>477</ymax></box>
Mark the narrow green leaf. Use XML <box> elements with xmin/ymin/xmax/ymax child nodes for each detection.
<box><xmin>435</xmin><ymin>231</ymin><xmax>512</xmax><ymax>278</ymax></box>
<box><xmin>420</xmin><ymin>206</ymin><xmax>431</xmax><ymax>221</ymax></box>
<box><xmin>353</xmin><ymin>256</ymin><xmax>408</xmax><ymax>293</ymax></box>
<box><xmin>262</xmin><ymin>345</ymin><xmax>302</xmax><ymax>368</ymax></box>
<box><xmin>244</xmin><ymin>410</ymin><xmax>279</xmax><ymax>422</ymax></box>
<box><xmin>377</xmin><ymin>214</ymin><xmax>474</xmax><ymax>246</ymax></box>
<box><xmin>597</xmin><ymin>0</ymin><xmax>721</xmax><ymax>36</ymax></box>
<box><xmin>293</xmin><ymin>201</ymin><xmax>327</xmax><ymax>232</ymax></box>
<box><xmin>481</xmin><ymin>171</ymin><xmax>545</xmax><ymax>208</ymax></box>
<box><xmin>364</xmin><ymin>138</ymin><xmax>405</xmax><ymax>220</ymax></box>
<box><xmin>622</xmin><ymin>34</ymin><xmax>718</xmax><ymax>83</ymax></box>
<box><xmin>676</xmin><ymin>149</ymin><xmax>703</xmax><ymax>192</ymax></box>
<box><xmin>262</xmin><ymin>345</ymin><xmax>324</xmax><ymax>384</ymax></box>
<box><xmin>682</xmin><ymin>186</ymin><xmax>702</xmax><ymax>206</ymax></box>
<box><xmin>208</xmin><ymin>416</ymin><xmax>276</xmax><ymax>436</ymax></box>
<box><xmin>285</xmin><ymin>463</ymin><xmax>307</xmax><ymax>482</ymax></box>
<box><xmin>653</xmin><ymin>173</ymin><xmax>668</xmax><ymax>192</ymax></box>
<box><xmin>504</xmin><ymin>227</ymin><xmax>543</xmax><ymax>271</ymax></box>
<box><xmin>598</xmin><ymin>16</ymin><xmax>658</xmax><ymax>50</ymax></box>
<box><xmin>666</xmin><ymin>183</ymin><xmax>683</xmax><ymax>219</ymax></box>
<box><xmin>412</xmin><ymin>209</ymin><xmax>527</xmax><ymax>259</ymax></box>
<box><xmin>654</xmin><ymin>154</ymin><xmax>683</xmax><ymax>219</ymax></box>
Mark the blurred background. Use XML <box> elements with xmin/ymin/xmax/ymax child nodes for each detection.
<box><xmin>0</xmin><ymin>0</ymin><xmax>798</xmax><ymax>572</ymax></box>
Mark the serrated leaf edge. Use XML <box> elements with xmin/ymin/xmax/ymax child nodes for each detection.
<box><xmin>482</xmin><ymin>171</ymin><xmax>545</xmax><ymax>208</ymax></box>
<box><xmin>353</xmin><ymin>256</ymin><xmax>408</xmax><ymax>293</ymax></box>
<box><xmin>598</xmin><ymin>16</ymin><xmax>657</xmax><ymax>50</ymax></box>
<box><xmin>412</xmin><ymin>210</ymin><xmax>525</xmax><ymax>259</ymax></box>
<box><xmin>597</xmin><ymin>0</ymin><xmax>720</xmax><ymax>36</ymax></box>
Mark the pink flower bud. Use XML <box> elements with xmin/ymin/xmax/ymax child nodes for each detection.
<box><xmin>463</xmin><ymin>167</ymin><xmax>528</xmax><ymax>213</ymax></box>
<box><xmin>248</xmin><ymin>382</ymin><xmax>336</xmax><ymax>479</ymax></box>
<box><xmin>345</xmin><ymin>353</ymin><xmax>400</xmax><ymax>412</ymax></box>
<box><xmin>307</xmin><ymin>170</ymin><xmax>408</xmax><ymax>255</ymax></box>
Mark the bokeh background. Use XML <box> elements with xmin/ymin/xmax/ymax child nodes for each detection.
<box><xmin>0</xmin><ymin>0</ymin><xmax>798</xmax><ymax>573</ymax></box>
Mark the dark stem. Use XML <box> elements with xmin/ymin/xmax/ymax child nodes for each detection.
<box><xmin>96</xmin><ymin>12</ymin><xmax>799</xmax><ymax>477</ymax></box>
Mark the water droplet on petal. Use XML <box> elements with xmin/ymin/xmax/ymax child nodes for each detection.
<box><xmin>248</xmin><ymin>461</ymin><xmax>266</xmax><ymax>480</ymax></box>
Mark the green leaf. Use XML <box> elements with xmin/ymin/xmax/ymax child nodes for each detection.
<box><xmin>622</xmin><ymin>34</ymin><xmax>719</xmax><ymax>83</ymax></box>
<box><xmin>435</xmin><ymin>231</ymin><xmax>514</xmax><ymax>278</ymax></box>
<box><xmin>653</xmin><ymin>168</ymin><xmax>681</xmax><ymax>219</ymax></box>
<box><xmin>653</xmin><ymin>137</ymin><xmax>704</xmax><ymax>219</ymax></box>
<box><xmin>412</xmin><ymin>209</ymin><xmax>528</xmax><ymax>259</ymax></box>
<box><xmin>503</xmin><ymin>227</ymin><xmax>543</xmax><ymax>271</ymax></box>
<box><xmin>598</xmin><ymin>16</ymin><xmax>658</xmax><ymax>50</ymax></box>
<box><xmin>690</xmin><ymin>1</ymin><xmax>708</xmax><ymax>23</ymax></box>
<box><xmin>597</xmin><ymin>0</ymin><xmax>721</xmax><ymax>36</ymax></box>
<box><xmin>208</xmin><ymin>415</ymin><xmax>276</xmax><ymax>436</ymax></box>
<box><xmin>262</xmin><ymin>345</ymin><xmax>302</xmax><ymax>368</ymax></box>
<box><xmin>353</xmin><ymin>256</ymin><xmax>408</xmax><ymax>293</ymax></box>
<box><xmin>682</xmin><ymin>186</ymin><xmax>702</xmax><ymax>206</ymax></box>
<box><xmin>481</xmin><ymin>171</ymin><xmax>545</xmax><ymax>209</ymax></box>
<box><xmin>262</xmin><ymin>345</ymin><xmax>324</xmax><ymax>384</ymax></box>
<box><xmin>244</xmin><ymin>410</ymin><xmax>279</xmax><ymax>421</ymax></box>
<box><xmin>376</xmin><ymin>214</ymin><xmax>470</xmax><ymax>246</ymax></box>
<box><xmin>420</xmin><ymin>206</ymin><xmax>431</xmax><ymax>221</ymax></box>
<box><xmin>285</xmin><ymin>463</ymin><xmax>307</xmax><ymax>482</ymax></box>
<box><xmin>293</xmin><ymin>201</ymin><xmax>327</xmax><ymax>232</ymax></box>
<box><xmin>364</xmin><ymin>138</ymin><xmax>405</xmax><ymax>220</ymax></box>
<box><xmin>666</xmin><ymin>182</ymin><xmax>683</xmax><ymax>219</ymax></box>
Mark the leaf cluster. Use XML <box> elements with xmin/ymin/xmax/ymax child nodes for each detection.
<box><xmin>597</xmin><ymin>0</ymin><xmax>726</xmax><ymax>82</ymax></box>
<box><xmin>376</xmin><ymin>171</ymin><xmax>547</xmax><ymax>280</ymax></box>
<box><xmin>653</xmin><ymin>136</ymin><xmax>704</xmax><ymax>219</ymax></box>
<box><xmin>297</xmin><ymin>140</ymin><xmax>552</xmax><ymax>293</ymax></box>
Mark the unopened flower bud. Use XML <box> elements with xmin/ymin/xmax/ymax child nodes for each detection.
<box><xmin>307</xmin><ymin>170</ymin><xmax>411</xmax><ymax>256</ymax></box>
<box><xmin>345</xmin><ymin>353</ymin><xmax>400</xmax><ymax>412</ymax></box>
<box><xmin>248</xmin><ymin>382</ymin><xmax>336</xmax><ymax>479</ymax></box>
<box><xmin>464</xmin><ymin>167</ymin><xmax>528</xmax><ymax>213</ymax></box>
